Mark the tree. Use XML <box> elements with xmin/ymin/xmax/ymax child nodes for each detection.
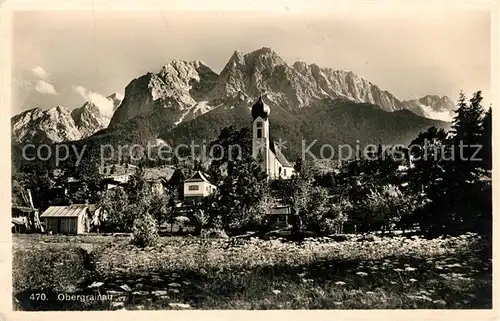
<box><xmin>149</xmin><ymin>192</ymin><xmax>173</xmax><ymax>228</ymax></box>
<box><xmin>131</xmin><ymin>212</ymin><xmax>160</xmax><ymax>248</ymax></box>
<box><xmin>450</xmin><ymin>91</ymin><xmax>485</xmax><ymax>176</ymax></box>
<box><xmin>407</xmin><ymin>92</ymin><xmax>492</xmax><ymax>236</ymax></box>
<box><xmin>445</xmin><ymin>91</ymin><xmax>489</xmax><ymax>233</ymax></box>
<box><xmin>211</xmin><ymin>155</ymin><xmax>268</xmax><ymax>232</ymax></box>
<box><xmin>99</xmin><ymin>187</ymin><xmax>130</xmax><ymax>231</ymax></box>
<box><xmin>408</xmin><ymin>126</ymin><xmax>449</xmax><ymax>193</ymax></box>
<box><xmin>55</xmin><ymin>144</ymin><xmax>103</xmax><ymax>205</ymax></box>
<box><xmin>356</xmin><ymin>184</ymin><xmax>417</xmax><ymax>234</ymax></box>
<box><xmin>125</xmin><ymin>167</ymin><xmax>147</xmax><ymax>203</ymax></box>
<box><xmin>302</xmin><ymin>186</ymin><xmax>330</xmax><ymax>231</ymax></box>
<box><xmin>318</xmin><ymin>199</ymin><xmax>351</xmax><ymax>234</ymax></box>
<box><xmin>167</xmin><ymin>166</ymin><xmax>193</xmax><ymax>200</ymax></box>
<box><xmin>275</xmin><ymin>159</ymin><xmax>318</xmax><ymax>230</ymax></box>
<box><xmin>208</xmin><ymin>126</ymin><xmax>252</xmax><ymax>182</ymax></box>
<box><xmin>192</xmin><ymin>208</ymin><xmax>209</xmax><ymax>236</ymax></box>
<box><xmin>14</xmin><ymin>162</ymin><xmax>54</xmax><ymax>211</ymax></box>
<box><xmin>479</xmin><ymin>106</ymin><xmax>492</xmax><ymax>170</ymax></box>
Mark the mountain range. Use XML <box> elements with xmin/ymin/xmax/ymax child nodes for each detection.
<box><xmin>11</xmin><ymin>47</ymin><xmax>454</xmax><ymax>160</ymax></box>
<box><xmin>12</xmin><ymin>93</ymin><xmax>123</xmax><ymax>144</ymax></box>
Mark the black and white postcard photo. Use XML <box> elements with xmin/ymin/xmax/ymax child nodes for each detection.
<box><xmin>1</xmin><ymin>0</ymin><xmax>497</xmax><ymax>318</ymax></box>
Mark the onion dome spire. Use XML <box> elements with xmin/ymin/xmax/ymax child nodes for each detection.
<box><xmin>251</xmin><ymin>95</ymin><xmax>270</xmax><ymax>120</ymax></box>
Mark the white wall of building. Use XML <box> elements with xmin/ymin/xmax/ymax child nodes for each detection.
<box><xmin>183</xmin><ymin>181</ymin><xmax>216</xmax><ymax>198</ymax></box>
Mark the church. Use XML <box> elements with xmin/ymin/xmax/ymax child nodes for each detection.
<box><xmin>251</xmin><ymin>96</ymin><xmax>295</xmax><ymax>180</ymax></box>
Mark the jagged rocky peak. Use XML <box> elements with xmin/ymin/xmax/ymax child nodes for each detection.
<box><xmin>418</xmin><ymin>95</ymin><xmax>454</xmax><ymax>112</ymax></box>
<box><xmin>109</xmin><ymin>72</ymin><xmax>174</xmax><ymax>125</ymax></box>
<box><xmin>110</xmin><ymin>60</ymin><xmax>219</xmax><ymax>126</ymax></box>
<box><xmin>103</xmin><ymin>46</ymin><xmax>455</xmax><ymax>130</ymax></box>
<box><xmin>228</xmin><ymin>50</ymin><xmax>245</xmax><ymax>67</ymax></box>
<box><xmin>11</xmin><ymin>107</ymin><xmax>44</xmax><ymax>125</ymax></box>
<box><xmin>223</xmin><ymin>47</ymin><xmax>286</xmax><ymax>75</ymax></box>
<box><xmin>245</xmin><ymin>47</ymin><xmax>286</xmax><ymax>68</ymax></box>
<box><xmin>402</xmin><ymin>94</ymin><xmax>455</xmax><ymax>121</ymax></box>
<box><xmin>211</xmin><ymin>47</ymin><xmax>406</xmax><ymax>111</ymax></box>
<box><xmin>292</xmin><ymin>61</ymin><xmax>308</xmax><ymax>72</ymax></box>
<box><xmin>11</xmin><ymin>108</ymin><xmax>44</xmax><ymax>140</ymax></box>
<box><xmin>11</xmin><ymin>93</ymin><xmax>121</xmax><ymax>144</ymax></box>
<box><xmin>290</xmin><ymin>61</ymin><xmax>406</xmax><ymax>111</ymax></box>
<box><xmin>209</xmin><ymin>47</ymin><xmax>291</xmax><ymax>103</ymax></box>
<box><xmin>71</xmin><ymin>101</ymin><xmax>111</xmax><ymax>137</ymax></box>
<box><xmin>11</xmin><ymin>105</ymin><xmax>82</xmax><ymax>144</ymax></box>
<box><xmin>159</xmin><ymin>60</ymin><xmax>200</xmax><ymax>85</ymax></box>
<box><xmin>46</xmin><ymin>105</ymin><xmax>71</xmax><ymax>116</ymax></box>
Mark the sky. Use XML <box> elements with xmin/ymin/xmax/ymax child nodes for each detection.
<box><xmin>10</xmin><ymin>2</ymin><xmax>492</xmax><ymax>116</ymax></box>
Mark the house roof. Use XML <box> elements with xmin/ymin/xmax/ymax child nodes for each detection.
<box><xmin>270</xmin><ymin>141</ymin><xmax>294</xmax><ymax>168</ymax></box>
<box><xmin>184</xmin><ymin>171</ymin><xmax>216</xmax><ymax>185</ymax></box>
<box><xmin>40</xmin><ymin>204</ymin><xmax>90</xmax><ymax>218</ymax></box>
<box><xmin>12</xmin><ymin>205</ymin><xmax>35</xmax><ymax>213</ymax></box>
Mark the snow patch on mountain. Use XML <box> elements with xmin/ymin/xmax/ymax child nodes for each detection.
<box><xmin>416</xmin><ymin>103</ymin><xmax>454</xmax><ymax>122</ymax></box>
<box><xmin>402</xmin><ymin>95</ymin><xmax>455</xmax><ymax>121</ymax></box>
<box><xmin>174</xmin><ymin>101</ymin><xmax>213</xmax><ymax>126</ymax></box>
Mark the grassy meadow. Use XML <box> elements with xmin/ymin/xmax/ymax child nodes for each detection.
<box><xmin>12</xmin><ymin>233</ymin><xmax>491</xmax><ymax>310</ymax></box>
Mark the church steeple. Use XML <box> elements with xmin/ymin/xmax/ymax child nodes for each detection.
<box><xmin>251</xmin><ymin>95</ymin><xmax>271</xmax><ymax>121</ymax></box>
<box><xmin>252</xmin><ymin>96</ymin><xmax>270</xmax><ymax>177</ymax></box>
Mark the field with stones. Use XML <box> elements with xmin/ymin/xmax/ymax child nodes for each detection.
<box><xmin>12</xmin><ymin>233</ymin><xmax>491</xmax><ymax>310</ymax></box>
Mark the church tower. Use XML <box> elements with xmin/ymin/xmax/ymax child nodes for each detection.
<box><xmin>252</xmin><ymin>96</ymin><xmax>271</xmax><ymax>176</ymax></box>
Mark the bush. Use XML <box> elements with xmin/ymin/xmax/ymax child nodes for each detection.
<box><xmin>13</xmin><ymin>245</ymin><xmax>92</xmax><ymax>294</ymax></box>
<box><xmin>352</xmin><ymin>185</ymin><xmax>415</xmax><ymax>233</ymax></box>
<box><xmin>319</xmin><ymin>218</ymin><xmax>340</xmax><ymax>234</ymax></box>
<box><xmin>318</xmin><ymin>200</ymin><xmax>350</xmax><ymax>234</ymax></box>
<box><xmin>131</xmin><ymin>213</ymin><xmax>160</xmax><ymax>247</ymax></box>
<box><xmin>200</xmin><ymin>228</ymin><xmax>229</xmax><ymax>239</ymax></box>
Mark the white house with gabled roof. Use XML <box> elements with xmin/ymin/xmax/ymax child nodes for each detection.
<box><xmin>183</xmin><ymin>171</ymin><xmax>217</xmax><ymax>200</ymax></box>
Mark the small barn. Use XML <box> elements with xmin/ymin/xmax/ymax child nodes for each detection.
<box><xmin>265</xmin><ymin>205</ymin><xmax>293</xmax><ymax>228</ymax></box>
<box><xmin>40</xmin><ymin>204</ymin><xmax>91</xmax><ymax>234</ymax></box>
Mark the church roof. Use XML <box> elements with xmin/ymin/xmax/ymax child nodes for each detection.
<box><xmin>270</xmin><ymin>141</ymin><xmax>294</xmax><ymax>167</ymax></box>
<box><xmin>251</xmin><ymin>96</ymin><xmax>270</xmax><ymax>120</ymax></box>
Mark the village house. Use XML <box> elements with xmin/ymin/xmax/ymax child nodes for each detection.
<box><xmin>101</xmin><ymin>174</ymin><xmax>131</xmax><ymax>190</ymax></box>
<box><xmin>12</xmin><ymin>206</ymin><xmax>37</xmax><ymax>233</ymax></box>
<box><xmin>40</xmin><ymin>204</ymin><xmax>92</xmax><ymax>234</ymax></box>
<box><xmin>265</xmin><ymin>204</ymin><xmax>293</xmax><ymax>228</ymax></box>
<box><xmin>183</xmin><ymin>171</ymin><xmax>217</xmax><ymax>202</ymax></box>
<box><xmin>11</xmin><ymin>188</ymin><xmax>43</xmax><ymax>233</ymax></box>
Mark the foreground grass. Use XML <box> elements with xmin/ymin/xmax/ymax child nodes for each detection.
<box><xmin>12</xmin><ymin>233</ymin><xmax>491</xmax><ymax>310</ymax></box>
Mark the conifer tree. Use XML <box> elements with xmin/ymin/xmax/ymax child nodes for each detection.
<box><xmin>450</xmin><ymin>91</ymin><xmax>485</xmax><ymax>175</ymax></box>
<box><xmin>442</xmin><ymin>91</ymin><xmax>488</xmax><ymax>233</ymax></box>
<box><xmin>480</xmin><ymin>106</ymin><xmax>492</xmax><ymax>170</ymax></box>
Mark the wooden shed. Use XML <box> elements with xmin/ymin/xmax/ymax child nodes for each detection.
<box><xmin>40</xmin><ymin>204</ymin><xmax>91</xmax><ymax>234</ymax></box>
